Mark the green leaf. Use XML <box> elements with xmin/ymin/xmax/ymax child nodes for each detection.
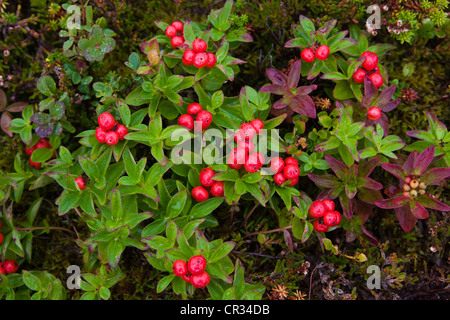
<box><xmin>157</xmin><ymin>274</ymin><xmax>175</xmax><ymax>293</ymax></box>
<box><xmin>190</xmin><ymin>197</ymin><xmax>224</xmax><ymax>219</ymax></box>
<box><xmin>107</xmin><ymin>240</ymin><xmax>124</xmax><ymax>267</ymax></box>
<box><xmin>209</xmin><ymin>242</ymin><xmax>235</xmax><ymax>263</ymax></box>
<box><xmin>167</xmin><ymin>189</ymin><xmax>188</xmax><ymax>219</ymax></box>
<box><xmin>30</xmin><ymin>148</ymin><xmax>54</xmax><ymax>163</ymax></box>
<box><xmin>37</xmin><ymin>76</ymin><xmax>56</xmax><ymax>96</ymax></box>
<box><xmin>23</xmin><ymin>271</ymin><xmax>43</xmax><ymax>291</ymax></box>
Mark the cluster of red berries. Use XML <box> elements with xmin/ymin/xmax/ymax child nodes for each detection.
<box><xmin>95</xmin><ymin>112</ymin><xmax>128</xmax><ymax>146</ymax></box>
<box><xmin>191</xmin><ymin>168</ymin><xmax>224</xmax><ymax>202</ymax></box>
<box><xmin>25</xmin><ymin>138</ymin><xmax>55</xmax><ymax>169</ymax></box>
<box><xmin>269</xmin><ymin>156</ymin><xmax>300</xmax><ymax>187</ymax></box>
<box><xmin>300</xmin><ymin>44</ymin><xmax>330</xmax><ymax>63</ymax></box>
<box><xmin>309</xmin><ymin>199</ymin><xmax>342</xmax><ymax>232</ymax></box>
<box><xmin>182</xmin><ymin>39</ymin><xmax>216</xmax><ymax>69</ymax></box>
<box><xmin>177</xmin><ymin>102</ymin><xmax>213</xmax><ymax>131</ymax></box>
<box><xmin>352</xmin><ymin>51</ymin><xmax>383</xmax><ymax>88</ymax></box>
<box><xmin>165</xmin><ymin>21</ymin><xmax>185</xmax><ymax>49</ymax></box>
<box><xmin>227</xmin><ymin>119</ymin><xmax>265</xmax><ymax>173</ymax></box>
<box><xmin>172</xmin><ymin>255</ymin><xmax>210</xmax><ymax>289</ymax></box>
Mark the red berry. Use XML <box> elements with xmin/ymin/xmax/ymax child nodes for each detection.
<box><xmin>178</xmin><ymin>114</ymin><xmax>194</xmax><ymax>131</ymax></box>
<box><xmin>309</xmin><ymin>200</ymin><xmax>326</xmax><ymax>218</ymax></box>
<box><xmin>191</xmin><ymin>271</ymin><xmax>210</xmax><ymax>289</ymax></box>
<box><xmin>25</xmin><ymin>144</ymin><xmax>36</xmax><ymax>156</ymax></box>
<box><xmin>98</xmin><ymin>112</ymin><xmax>116</xmax><ymax>131</ymax></box>
<box><xmin>192</xmin><ymin>186</ymin><xmax>209</xmax><ymax>202</ymax></box>
<box><xmin>369</xmin><ymin>72</ymin><xmax>383</xmax><ymax>88</ymax></box>
<box><xmin>206</xmin><ymin>52</ymin><xmax>216</xmax><ymax>68</ymax></box>
<box><xmin>182</xmin><ymin>49</ymin><xmax>196</xmax><ymax>66</ymax></box>
<box><xmin>116</xmin><ymin>125</ymin><xmax>128</xmax><ymax>140</ymax></box>
<box><xmin>193</xmin><ymin>52</ymin><xmax>208</xmax><ymax>68</ymax></box>
<box><xmin>172</xmin><ymin>21</ymin><xmax>184</xmax><ymax>32</ymax></box>
<box><xmin>188</xmin><ymin>255</ymin><xmax>207</xmax><ymax>275</ymax></box>
<box><xmin>367</xmin><ymin>107</ymin><xmax>382</xmax><ymax>121</ymax></box>
<box><xmin>315</xmin><ymin>45</ymin><xmax>330</xmax><ymax>61</ymax></box>
<box><xmin>250</xmin><ymin>119</ymin><xmax>264</xmax><ymax>134</ymax></box>
<box><xmin>0</xmin><ymin>266</ymin><xmax>5</xmax><ymax>275</ymax></box>
<box><xmin>269</xmin><ymin>157</ymin><xmax>285</xmax><ymax>174</ymax></box>
<box><xmin>321</xmin><ymin>199</ymin><xmax>335</xmax><ymax>212</ymax></box>
<box><xmin>199</xmin><ymin>168</ymin><xmax>216</xmax><ymax>187</ymax></box>
<box><xmin>361</xmin><ymin>51</ymin><xmax>379</xmax><ymax>71</ymax></box>
<box><xmin>313</xmin><ymin>219</ymin><xmax>329</xmax><ymax>232</ymax></box>
<box><xmin>210</xmin><ymin>181</ymin><xmax>224</xmax><ymax>197</ymax></box>
<box><xmin>287</xmin><ymin>177</ymin><xmax>298</xmax><ymax>187</ymax></box>
<box><xmin>245</xmin><ymin>152</ymin><xmax>262</xmax><ymax>173</ymax></box>
<box><xmin>75</xmin><ymin>177</ymin><xmax>86</xmax><ymax>190</ymax></box>
<box><xmin>0</xmin><ymin>233</ymin><xmax>3</xmax><ymax>245</ymax></box>
<box><xmin>104</xmin><ymin>131</ymin><xmax>120</xmax><ymax>146</ymax></box>
<box><xmin>35</xmin><ymin>138</ymin><xmax>51</xmax><ymax>150</ymax></box>
<box><xmin>371</xmin><ymin>65</ymin><xmax>380</xmax><ymax>74</ymax></box>
<box><xmin>284</xmin><ymin>157</ymin><xmax>299</xmax><ymax>167</ymax></box>
<box><xmin>227</xmin><ymin>147</ymin><xmax>249</xmax><ymax>170</ymax></box>
<box><xmin>187</xmin><ymin>102</ymin><xmax>203</xmax><ymax>115</ymax></box>
<box><xmin>239</xmin><ymin>123</ymin><xmax>257</xmax><ymax>141</ymax></box>
<box><xmin>283</xmin><ymin>164</ymin><xmax>300</xmax><ymax>180</ymax></box>
<box><xmin>323</xmin><ymin>210</ymin><xmax>341</xmax><ymax>227</ymax></box>
<box><xmin>172</xmin><ymin>260</ymin><xmax>188</xmax><ymax>277</ymax></box>
<box><xmin>352</xmin><ymin>68</ymin><xmax>366</xmax><ymax>84</ymax></box>
<box><xmin>192</xmin><ymin>39</ymin><xmax>207</xmax><ymax>53</ymax></box>
<box><xmin>273</xmin><ymin>172</ymin><xmax>287</xmax><ymax>186</ymax></box>
<box><xmin>165</xmin><ymin>25</ymin><xmax>177</xmax><ymax>38</ymax></box>
<box><xmin>237</xmin><ymin>139</ymin><xmax>255</xmax><ymax>154</ymax></box>
<box><xmin>171</xmin><ymin>35</ymin><xmax>184</xmax><ymax>49</ymax></box>
<box><xmin>196</xmin><ymin>110</ymin><xmax>213</xmax><ymax>130</ymax></box>
<box><xmin>301</xmin><ymin>48</ymin><xmax>315</xmax><ymax>63</ymax></box>
<box><xmin>95</xmin><ymin>127</ymin><xmax>107</xmax><ymax>143</ymax></box>
<box><xmin>29</xmin><ymin>157</ymin><xmax>41</xmax><ymax>169</ymax></box>
<box><xmin>3</xmin><ymin>259</ymin><xmax>18</xmax><ymax>274</ymax></box>
<box><xmin>182</xmin><ymin>274</ymin><xmax>191</xmax><ymax>283</ymax></box>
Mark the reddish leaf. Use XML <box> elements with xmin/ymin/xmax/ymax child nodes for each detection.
<box><xmin>287</xmin><ymin>59</ymin><xmax>302</xmax><ymax>89</ymax></box>
<box><xmin>420</xmin><ymin>167</ymin><xmax>450</xmax><ymax>186</ymax></box>
<box><xmin>409</xmin><ymin>200</ymin><xmax>429</xmax><ymax>219</ymax></box>
<box><xmin>394</xmin><ymin>205</ymin><xmax>417</xmax><ymax>232</ymax></box>
<box><xmin>412</xmin><ymin>145</ymin><xmax>435</xmax><ymax>175</ymax></box>
<box><xmin>1</xmin><ymin>112</ymin><xmax>13</xmax><ymax>137</ymax></box>
<box><xmin>417</xmin><ymin>194</ymin><xmax>450</xmax><ymax>211</ymax></box>
<box><xmin>361</xmin><ymin>177</ymin><xmax>383</xmax><ymax>190</ymax></box>
<box><xmin>324</xmin><ymin>155</ymin><xmax>348</xmax><ymax>179</ymax></box>
<box><xmin>375</xmin><ymin>195</ymin><xmax>409</xmax><ymax>209</ymax></box>
<box><xmin>357</xmin><ymin>157</ymin><xmax>380</xmax><ymax>177</ymax></box>
<box><xmin>265</xmin><ymin>68</ymin><xmax>288</xmax><ymax>86</ymax></box>
<box><xmin>259</xmin><ymin>84</ymin><xmax>288</xmax><ymax>96</ymax></box>
<box><xmin>380</xmin><ymin>163</ymin><xmax>407</xmax><ymax>181</ymax></box>
<box><xmin>307</xmin><ymin>173</ymin><xmax>341</xmax><ymax>188</ymax></box>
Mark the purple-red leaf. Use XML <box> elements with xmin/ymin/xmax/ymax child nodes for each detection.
<box><xmin>409</xmin><ymin>200</ymin><xmax>429</xmax><ymax>219</ymax></box>
<box><xmin>266</xmin><ymin>68</ymin><xmax>288</xmax><ymax>86</ymax></box>
<box><xmin>375</xmin><ymin>195</ymin><xmax>409</xmax><ymax>209</ymax></box>
<box><xmin>259</xmin><ymin>84</ymin><xmax>288</xmax><ymax>96</ymax></box>
<box><xmin>380</xmin><ymin>163</ymin><xmax>408</xmax><ymax>181</ymax></box>
<box><xmin>339</xmin><ymin>194</ymin><xmax>354</xmax><ymax>219</ymax></box>
<box><xmin>307</xmin><ymin>173</ymin><xmax>341</xmax><ymax>188</ymax></box>
<box><xmin>417</xmin><ymin>194</ymin><xmax>450</xmax><ymax>211</ymax></box>
<box><xmin>420</xmin><ymin>167</ymin><xmax>450</xmax><ymax>185</ymax></box>
<box><xmin>412</xmin><ymin>145</ymin><xmax>435</xmax><ymax>175</ymax></box>
<box><xmin>394</xmin><ymin>205</ymin><xmax>417</xmax><ymax>232</ymax></box>
<box><xmin>324</xmin><ymin>154</ymin><xmax>348</xmax><ymax>179</ymax></box>
<box><xmin>287</xmin><ymin>60</ymin><xmax>302</xmax><ymax>89</ymax></box>
<box><xmin>357</xmin><ymin>157</ymin><xmax>380</xmax><ymax>177</ymax></box>
<box><xmin>290</xmin><ymin>95</ymin><xmax>316</xmax><ymax>118</ymax></box>
<box><xmin>361</xmin><ymin>177</ymin><xmax>383</xmax><ymax>190</ymax></box>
